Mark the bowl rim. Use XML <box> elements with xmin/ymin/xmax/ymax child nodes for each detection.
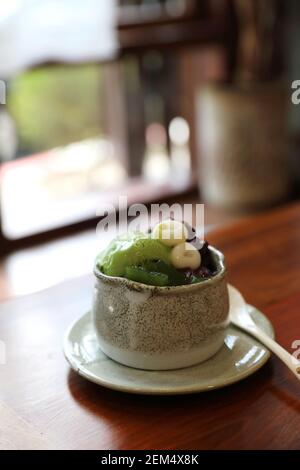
<box><xmin>93</xmin><ymin>245</ymin><xmax>226</xmax><ymax>293</ymax></box>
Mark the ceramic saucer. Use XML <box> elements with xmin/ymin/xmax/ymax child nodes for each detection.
<box><xmin>64</xmin><ymin>303</ymin><xmax>274</xmax><ymax>395</ymax></box>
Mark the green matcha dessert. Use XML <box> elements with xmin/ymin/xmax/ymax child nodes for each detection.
<box><xmin>96</xmin><ymin>220</ymin><xmax>217</xmax><ymax>287</ymax></box>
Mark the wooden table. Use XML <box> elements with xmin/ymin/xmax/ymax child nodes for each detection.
<box><xmin>0</xmin><ymin>202</ymin><xmax>300</xmax><ymax>450</ymax></box>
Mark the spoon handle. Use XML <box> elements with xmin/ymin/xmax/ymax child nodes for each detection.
<box><xmin>232</xmin><ymin>320</ymin><xmax>300</xmax><ymax>380</ymax></box>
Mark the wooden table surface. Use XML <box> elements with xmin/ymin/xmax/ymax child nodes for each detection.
<box><xmin>0</xmin><ymin>202</ymin><xmax>300</xmax><ymax>450</ymax></box>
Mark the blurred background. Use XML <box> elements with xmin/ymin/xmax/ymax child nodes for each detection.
<box><xmin>0</xmin><ymin>0</ymin><xmax>299</xmax><ymax>299</ymax></box>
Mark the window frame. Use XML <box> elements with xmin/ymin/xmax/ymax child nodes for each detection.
<box><xmin>0</xmin><ymin>0</ymin><xmax>235</xmax><ymax>254</ymax></box>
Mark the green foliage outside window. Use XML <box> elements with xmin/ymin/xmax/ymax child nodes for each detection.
<box><xmin>8</xmin><ymin>65</ymin><xmax>104</xmax><ymax>156</ymax></box>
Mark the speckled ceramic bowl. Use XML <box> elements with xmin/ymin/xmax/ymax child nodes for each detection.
<box><xmin>92</xmin><ymin>246</ymin><xmax>229</xmax><ymax>370</ymax></box>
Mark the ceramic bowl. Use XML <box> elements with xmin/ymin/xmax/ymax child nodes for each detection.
<box><xmin>92</xmin><ymin>246</ymin><xmax>229</xmax><ymax>370</ymax></box>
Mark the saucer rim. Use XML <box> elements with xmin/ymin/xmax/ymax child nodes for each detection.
<box><xmin>63</xmin><ymin>302</ymin><xmax>274</xmax><ymax>395</ymax></box>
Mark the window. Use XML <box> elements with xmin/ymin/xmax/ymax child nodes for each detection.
<box><xmin>1</xmin><ymin>65</ymin><xmax>127</xmax><ymax>239</ymax></box>
<box><xmin>0</xmin><ymin>0</ymin><xmax>232</xmax><ymax>249</ymax></box>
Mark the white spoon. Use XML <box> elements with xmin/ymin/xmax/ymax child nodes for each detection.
<box><xmin>228</xmin><ymin>284</ymin><xmax>300</xmax><ymax>381</ymax></box>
